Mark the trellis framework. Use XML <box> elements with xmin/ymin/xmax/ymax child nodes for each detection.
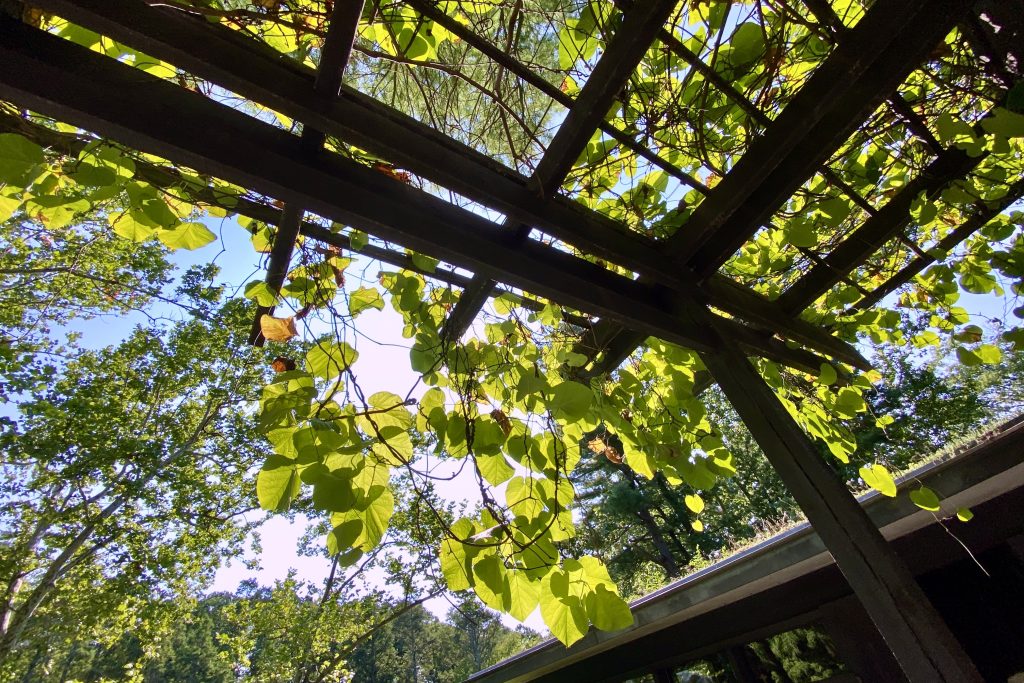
<box><xmin>1</xmin><ymin>0</ymin><xmax>1021</xmax><ymax>680</ymax></box>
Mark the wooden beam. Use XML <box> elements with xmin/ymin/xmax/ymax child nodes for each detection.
<box><xmin>800</xmin><ymin>0</ymin><xmax>945</xmax><ymax>155</ymax></box>
<box><xmin>6</xmin><ymin>20</ymin><xmax>824</xmax><ymax>361</ymax></box>
<box><xmin>778</xmin><ymin>147</ymin><xmax>982</xmax><ymax>314</ymax></box>
<box><xmin>250</xmin><ymin>0</ymin><xmax>364</xmax><ymax>345</ymax></box>
<box><xmin>441</xmin><ymin>0</ymin><xmax>679</xmax><ymax>341</ymax></box>
<box><xmin>697</xmin><ymin>312</ymin><xmax>982</xmax><ymax>682</ymax></box>
<box><xmin>33</xmin><ymin>0</ymin><xmax>684</xmax><ymax>282</ymax></box>
<box><xmin>0</xmin><ymin>110</ymin><xmax>593</xmax><ymax>326</ymax></box>
<box><xmin>665</xmin><ymin>0</ymin><xmax>972</xmax><ymax>277</ymax></box>
<box><xmin>35</xmin><ymin>0</ymin><xmax>866</xmax><ymax>367</ymax></box>
<box><xmin>847</xmin><ymin>176</ymin><xmax>1024</xmax><ymax>313</ymax></box>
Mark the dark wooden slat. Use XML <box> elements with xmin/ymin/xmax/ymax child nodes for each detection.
<box><xmin>666</xmin><ymin>0</ymin><xmax>971</xmax><ymax>277</ymax></box>
<box><xmin>33</xmin><ymin>0</ymin><xmax>685</xmax><ymax>284</ymax></box>
<box><xmin>440</xmin><ymin>0</ymin><xmax>679</xmax><ymax>341</ymax></box>
<box><xmin>800</xmin><ymin>0</ymin><xmax>944</xmax><ymax>156</ymax></box>
<box><xmin>779</xmin><ymin>147</ymin><xmax>982</xmax><ymax>314</ymax></box>
<box><xmin>703</xmin><ymin>276</ymin><xmax>869</xmax><ymax>369</ymax></box>
<box><xmin>249</xmin><ymin>0</ymin><xmax>364</xmax><ymax>345</ymax></box>
<box><xmin>698</xmin><ymin>313</ymin><xmax>982</xmax><ymax>682</ymax></box>
<box><xmin>0</xmin><ymin>110</ymin><xmax>592</xmax><ymax>324</ymax></box>
<box><xmin>37</xmin><ymin>0</ymin><xmax>865</xmax><ymax>367</ymax></box>
<box><xmin>528</xmin><ymin>0</ymin><xmax>678</xmax><ymax>196</ymax></box>
<box><xmin>0</xmin><ymin>20</ymin><xmax>760</xmax><ymax>356</ymax></box>
<box><xmin>848</xmin><ymin>177</ymin><xmax>1024</xmax><ymax>313</ymax></box>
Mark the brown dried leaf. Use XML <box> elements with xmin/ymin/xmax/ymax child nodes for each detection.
<box><xmin>271</xmin><ymin>356</ymin><xmax>296</xmax><ymax>373</ymax></box>
<box><xmin>260</xmin><ymin>315</ymin><xmax>298</xmax><ymax>342</ymax></box>
<box><xmin>490</xmin><ymin>409</ymin><xmax>512</xmax><ymax>437</ymax></box>
<box><xmin>587</xmin><ymin>437</ymin><xmax>606</xmax><ymax>455</ymax></box>
<box><xmin>603</xmin><ymin>446</ymin><xmax>623</xmax><ymax>464</ymax></box>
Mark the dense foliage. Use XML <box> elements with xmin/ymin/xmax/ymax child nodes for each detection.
<box><xmin>1</xmin><ymin>0</ymin><xmax>1023</xmax><ymax>662</ymax></box>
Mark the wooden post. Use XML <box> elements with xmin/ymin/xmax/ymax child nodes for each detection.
<box><xmin>697</xmin><ymin>321</ymin><xmax>981</xmax><ymax>682</ymax></box>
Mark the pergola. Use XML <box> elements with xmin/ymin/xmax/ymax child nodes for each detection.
<box><xmin>1</xmin><ymin>0</ymin><xmax>1021</xmax><ymax>680</ymax></box>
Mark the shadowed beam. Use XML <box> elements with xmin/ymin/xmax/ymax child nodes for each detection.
<box><xmin>665</xmin><ymin>0</ymin><xmax>972</xmax><ymax>278</ymax></box>
<box><xmin>846</xmin><ymin>176</ymin><xmax>1024</xmax><ymax>313</ymax></box>
<box><xmin>33</xmin><ymin>0</ymin><xmax>686</xmax><ymax>283</ymax></box>
<box><xmin>699</xmin><ymin>312</ymin><xmax>982</xmax><ymax>682</ymax></box>
<box><xmin>32</xmin><ymin>0</ymin><xmax>864</xmax><ymax>366</ymax></box>
<box><xmin>778</xmin><ymin>147</ymin><xmax>983</xmax><ymax>315</ymax></box>
<box><xmin>0</xmin><ymin>19</ymin><xmax>776</xmax><ymax>360</ymax></box>
<box><xmin>440</xmin><ymin>0</ymin><xmax>680</xmax><ymax>342</ymax></box>
<box><xmin>249</xmin><ymin>0</ymin><xmax>364</xmax><ymax>345</ymax></box>
<box><xmin>0</xmin><ymin>111</ymin><xmax>594</xmax><ymax>329</ymax></box>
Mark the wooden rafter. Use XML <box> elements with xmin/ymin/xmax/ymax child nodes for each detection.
<box><xmin>249</xmin><ymin>0</ymin><xmax>365</xmax><ymax>345</ymax></box>
<box><xmin>441</xmin><ymin>0</ymin><xmax>680</xmax><ymax>342</ymax></box>
<box><xmin>0</xmin><ymin>16</ymin><xmax>848</xmax><ymax>376</ymax></box>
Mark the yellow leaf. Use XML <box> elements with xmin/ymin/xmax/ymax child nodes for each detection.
<box><xmin>260</xmin><ymin>315</ymin><xmax>298</xmax><ymax>342</ymax></box>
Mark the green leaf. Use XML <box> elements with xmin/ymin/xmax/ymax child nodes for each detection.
<box><xmin>410</xmin><ymin>251</ymin><xmax>439</xmax><ymax>273</ymax></box>
<box><xmin>859</xmin><ymin>464</ymin><xmax>897</xmax><ymax>498</ymax></box>
<box><xmin>955</xmin><ymin>346</ymin><xmax>982</xmax><ymax>367</ymax></box>
<box><xmin>909</xmin><ymin>486</ymin><xmax>940</xmax><ymax>512</ymax></box>
<box><xmin>684</xmin><ymin>494</ymin><xmax>704</xmax><ymax>514</ymax></box>
<box><xmin>256</xmin><ymin>456</ymin><xmax>301</xmax><ymax>512</ymax></box>
<box><xmin>980</xmin><ymin>108</ymin><xmax>1024</xmax><ymax>138</ymax></box>
<box><xmin>956</xmin><ymin>507</ymin><xmax>974</xmax><ymax>522</ymax></box>
<box><xmin>157</xmin><ymin>221</ymin><xmax>216</xmax><ymax>250</ymax></box>
<box><xmin>349</xmin><ymin>287</ymin><xmax>385</xmax><ymax>316</ymax></box>
<box><xmin>0</xmin><ymin>195</ymin><xmax>21</xmax><ymax>221</ymax></box>
<box><xmin>547</xmin><ymin>381</ymin><xmax>593</xmax><ymax>421</ymax></box>
<box><xmin>472</xmin><ymin>553</ymin><xmax>508</xmax><ymax>613</ymax></box>
<box><xmin>540</xmin><ymin>569</ymin><xmax>589</xmax><ymax>647</ymax></box>
<box><xmin>244</xmin><ymin>280</ymin><xmax>279</xmax><ymax>307</ymax></box>
<box><xmin>0</xmin><ymin>133</ymin><xmax>45</xmax><ymax>185</ymax></box>
<box><xmin>817</xmin><ymin>363</ymin><xmax>838</xmax><ymax>386</ymax></box>
<box><xmin>349</xmin><ymin>229</ymin><xmax>368</xmax><ymax>250</ymax></box>
<box><xmin>834</xmin><ymin>387</ymin><xmax>866</xmax><ymax>417</ymax></box>
<box><xmin>976</xmin><ymin>344</ymin><xmax>1001</xmax><ymax>365</ymax></box>
<box><xmin>69</xmin><ymin>162</ymin><xmax>116</xmax><ymax>187</ymax></box>
<box><xmin>506</xmin><ymin>569</ymin><xmax>542</xmax><ymax>622</ymax></box>
<box><xmin>306</xmin><ymin>339</ymin><xmax>358</xmax><ymax>380</ymax></box>
<box><xmin>476</xmin><ymin>452</ymin><xmax>514</xmax><ymax>486</ymax></box>
<box><xmin>326</xmin><ymin>519</ymin><xmax>363</xmax><ymax>556</ymax></box>
<box><xmin>729</xmin><ymin>22</ymin><xmax>765</xmax><ymax>65</ymax></box>
<box><xmin>332</xmin><ymin>485</ymin><xmax>394</xmax><ymax>552</ymax></box>
<box><xmin>584</xmin><ymin>584</ymin><xmax>632</xmax><ymax>632</ymax></box>
<box><xmin>784</xmin><ymin>221</ymin><xmax>817</xmax><ymax>248</ymax></box>
<box><xmin>439</xmin><ymin>519</ymin><xmax>477</xmax><ymax>591</ymax></box>
<box><xmin>109</xmin><ymin>211</ymin><xmax>155</xmax><ymax>242</ymax></box>
<box><xmin>24</xmin><ymin>196</ymin><xmax>90</xmax><ymax>229</ymax></box>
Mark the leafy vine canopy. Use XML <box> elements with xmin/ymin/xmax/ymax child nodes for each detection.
<box><xmin>2</xmin><ymin>0</ymin><xmax>1023</xmax><ymax>646</ymax></box>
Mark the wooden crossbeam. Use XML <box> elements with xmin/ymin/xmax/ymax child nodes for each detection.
<box><xmin>36</xmin><ymin>0</ymin><xmax>866</xmax><ymax>368</ymax></box>
<box><xmin>847</xmin><ymin>177</ymin><xmax>1024</xmax><ymax>313</ymax></box>
<box><xmin>800</xmin><ymin>0</ymin><xmax>944</xmax><ymax>155</ymax></box>
<box><xmin>0</xmin><ymin>17</ymin><xmax>850</xmax><ymax>373</ymax></box>
<box><xmin>33</xmin><ymin>0</ymin><xmax>681</xmax><ymax>282</ymax></box>
<box><xmin>0</xmin><ymin>109</ymin><xmax>593</xmax><ymax>325</ymax></box>
<box><xmin>249</xmin><ymin>0</ymin><xmax>364</xmax><ymax>345</ymax></box>
<box><xmin>567</xmin><ymin>0</ymin><xmax>969</xmax><ymax>378</ymax></box>
<box><xmin>778</xmin><ymin>147</ymin><xmax>982</xmax><ymax>314</ymax></box>
<box><xmin>665</xmin><ymin>0</ymin><xmax>971</xmax><ymax>278</ymax></box>
<box><xmin>440</xmin><ymin>0</ymin><xmax>679</xmax><ymax>341</ymax></box>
